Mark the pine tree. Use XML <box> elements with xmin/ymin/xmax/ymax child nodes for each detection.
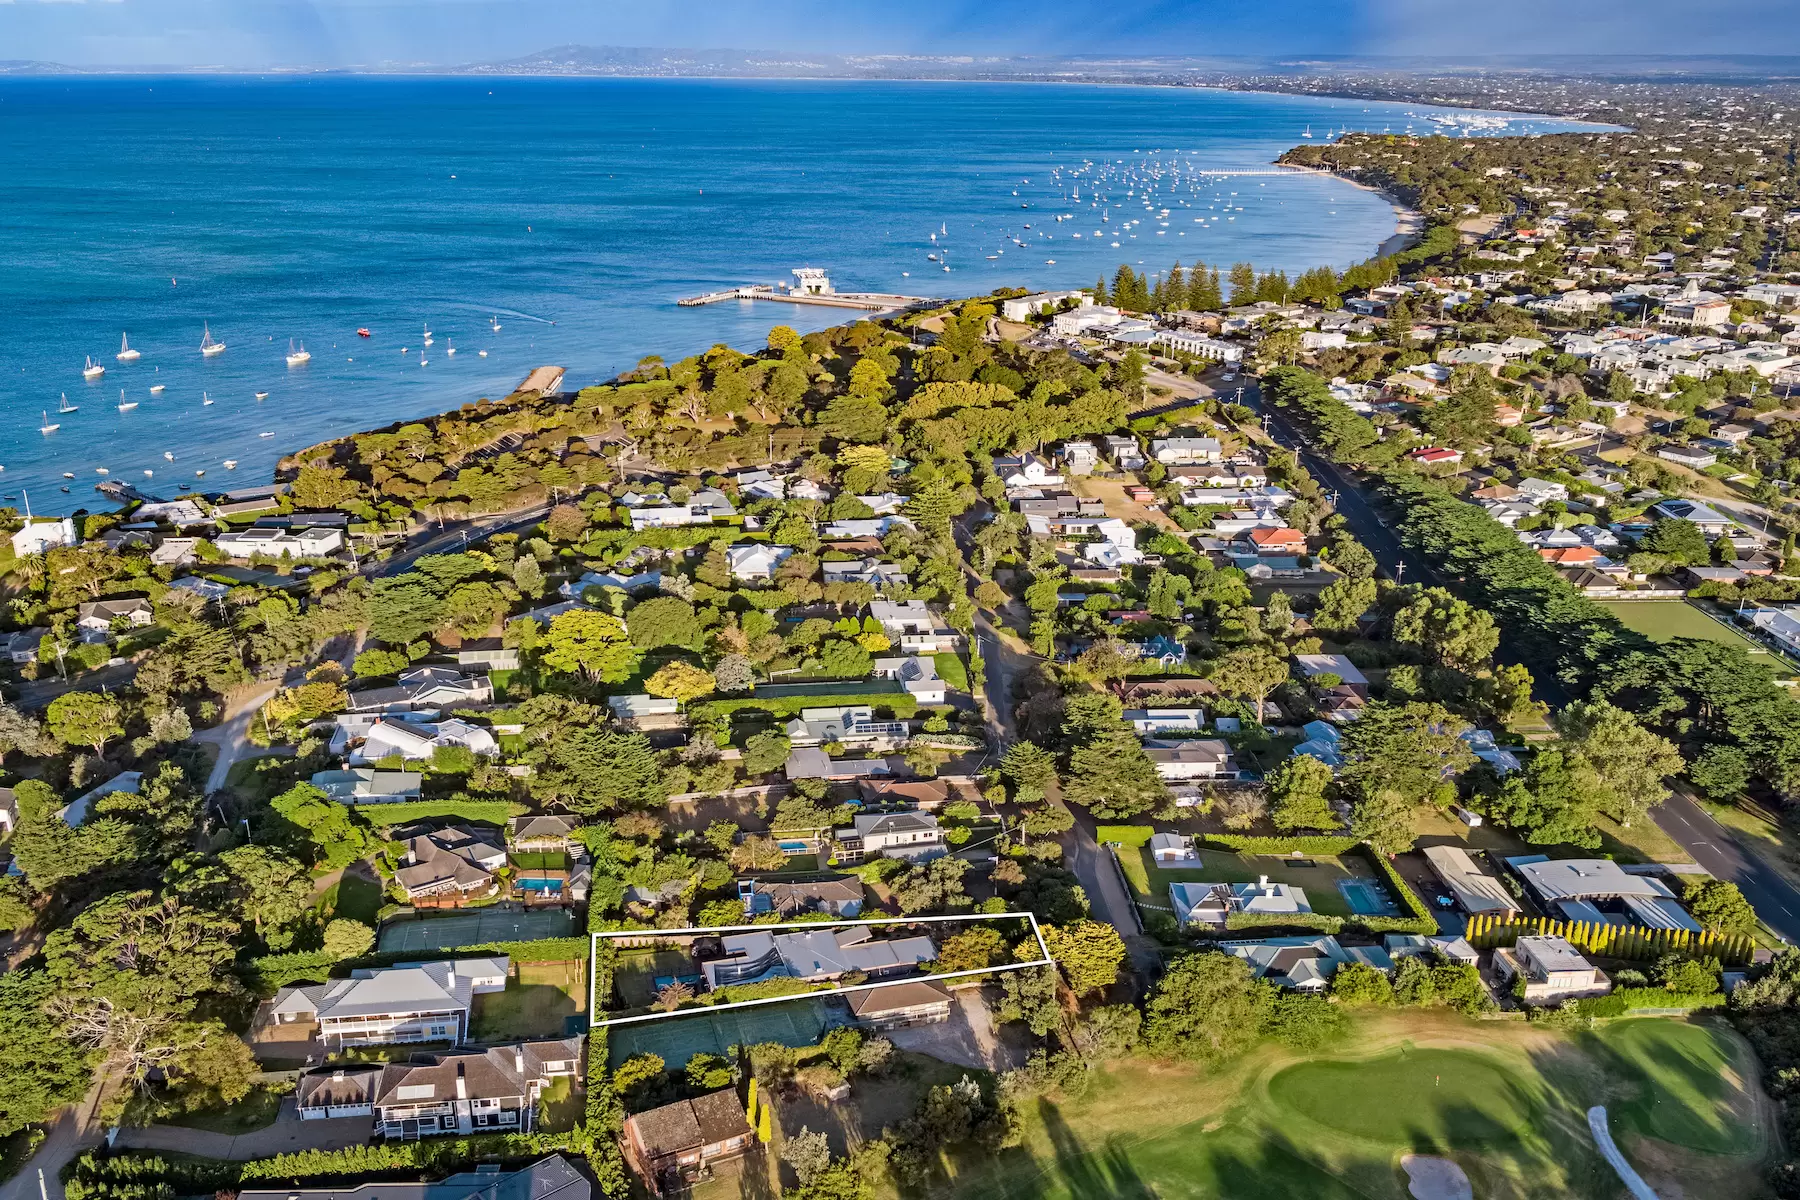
<box><xmin>1113</xmin><ymin>265</ymin><xmax>1139</xmax><ymax>311</ymax></box>
<box><xmin>1094</xmin><ymin>276</ymin><xmax>1109</xmax><ymax>305</ymax></box>
<box><xmin>1227</xmin><ymin>262</ymin><xmax>1256</xmax><ymax>305</ymax></box>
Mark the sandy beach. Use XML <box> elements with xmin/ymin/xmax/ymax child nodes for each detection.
<box><xmin>1283</xmin><ymin>160</ymin><xmax>1423</xmax><ymax>258</ymax></box>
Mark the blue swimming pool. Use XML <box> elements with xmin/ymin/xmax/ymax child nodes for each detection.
<box><xmin>516</xmin><ymin>878</ymin><xmax>563</xmax><ymax>894</ymax></box>
<box><xmin>778</xmin><ymin>841</ymin><xmax>810</xmax><ymax>854</ymax></box>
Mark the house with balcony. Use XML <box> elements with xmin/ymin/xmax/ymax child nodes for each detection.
<box><xmin>268</xmin><ymin>956</ymin><xmax>509</xmax><ymax>1047</ymax></box>
<box><xmin>623</xmin><ymin>1090</ymin><xmax>755</xmax><ymax>1197</ymax></box>
<box><xmin>367</xmin><ymin>1039</ymin><xmax>582</xmax><ymax>1139</ymax></box>
<box><xmin>309</xmin><ymin>767</ymin><xmax>422</xmax><ymax>805</ymax></box>
<box><xmin>1494</xmin><ymin>936</ymin><xmax>1611</xmax><ymax>1006</ymax></box>
<box><xmin>834</xmin><ymin>811</ymin><xmax>944</xmax><ymax>863</ymax></box>
<box><xmin>1144</xmin><ymin>739</ymin><xmax>1237</xmax><ymax>781</ymax></box>
<box><xmin>396</xmin><ymin>825</ymin><xmax>508</xmax><ymax>902</ymax></box>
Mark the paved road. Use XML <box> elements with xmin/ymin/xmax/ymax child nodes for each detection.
<box><xmin>1587</xmin><ymin>1107</ymin><xmax>1660</xmax><ymax>1200</ymax></box>
<box><xmin>113</xmin><ymin>1098</ymin><xmax>373</xmax><ymax>1161</ymax></box>
<box><xmin>374</xmin><ymin>503</ymin><xmax>550</xmax><ymax>577</ymax></box>
<box><xmin>0</xmin><ymin>1082</ymin><xmax>106</xmax><ymax>1200</ymax></box>
<box><xmin>1655</xmin><ymin>789</ymin><xmax>1800</xmax><ymax>943</ymax></box>
<box><xmin>1257</xmin><ymin>380</ymin><xmax>1800</xmax><ymax>942</ymax></box>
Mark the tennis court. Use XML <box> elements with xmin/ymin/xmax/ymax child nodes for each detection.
<box><xmin>377</xmin><ymin>907</ymin><xmax>576</xmax><ymax>953</ymax></box>
<box><xmin>606</xmin><ymin>998</ymin><xmax>831</xmax><ymax>1068</ymax></box>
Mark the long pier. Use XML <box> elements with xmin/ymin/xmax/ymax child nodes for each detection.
<box><xmin>677</xmin><ymin>285</ymin><xmax>935</xmax><ymax>311</ymax></box>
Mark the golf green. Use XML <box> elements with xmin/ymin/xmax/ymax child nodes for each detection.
<box><xmin>1016</xmin><ymin>1122</ymin><xmax>1372</xmax><ymax>1200</ymax></box>
<box><xmin>1593</xmin><ymin>1020</ymin><xmax>1758</xmax><ymax>1155</ymax></box>
<box><xmin>1266</xmin><ymin>1047</ymin><xmax>1536</xmax><ymax>1147</ymax></box>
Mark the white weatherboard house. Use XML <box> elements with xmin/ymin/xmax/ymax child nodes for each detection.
<box><xmin>10</xmin><ymin>517</ymin><xmax>77</xmax><ymax>557</ymax></box>
<box><xmin>1170</xmin><ymin>878</ymin><xmax>1311</xmax><ymax>928</ymax></box>
<box><xmin>269</xmin><ymin>957</ymin><xmax>509</xmax><ymax>1047</ymax></box>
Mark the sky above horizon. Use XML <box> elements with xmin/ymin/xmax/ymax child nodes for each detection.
<box><xmin>2</xmin><ymin>0</ymin><xmax>1798</xmax><ymax>69</ymax></box>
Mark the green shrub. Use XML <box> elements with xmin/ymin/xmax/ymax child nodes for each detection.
<box><xmin>1202</xmin><ymin>834</ymin><xmax>1359</xmax><ymax>855</ymax></box>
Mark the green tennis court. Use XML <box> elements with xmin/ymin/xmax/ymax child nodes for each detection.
<box><xmin>377</xmin><ymin>907</ymin><xmax>576</xmax><ymax>952</ymax></box>
<box><xmin>606</xmin><ymin>998</ymin><xmax>831</xmax><ymax>1068</ymax></box>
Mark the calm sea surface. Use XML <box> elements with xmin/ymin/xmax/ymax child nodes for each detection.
<box><xmin>0</xmin><ymin>77</ymin><xmax>1594</xmax><ymax>509</ymax></box>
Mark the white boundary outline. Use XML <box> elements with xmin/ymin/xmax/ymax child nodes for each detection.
<box><xmin>587</xmin><ymin>912</ymin><xmax>1052</xmax><ymax>1030</ymax></box>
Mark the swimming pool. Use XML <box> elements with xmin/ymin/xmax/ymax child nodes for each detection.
<box><xmin>1338</xmin><ymin>878</ymin><xmax>1399</xmax><ymax>916</ymax></box>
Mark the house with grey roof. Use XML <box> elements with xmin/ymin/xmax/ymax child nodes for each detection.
<box><xmin>396</xmin><ymin>826</ymin><xmax>508</xmax><ymax>901</ymax></box>
<box><xmin>742</xmin><ymin>876</ymin><xmax>864</xmax><ymax>919</ymax></box>
<box><xmin>1509</xmin><ymin>856</ymin><xmax>1701</xmax><ymax>932</ymax></box>
<box><xmin>834</xmin><ymin>811</ymin><xmax>943</xmax><ymax>863</ymax></box>
<box><xmin>269</xmin><ymin>956</ymin><xmax>509</xmax><ymax>1046</ymax></box>
<box><xmin>510</xmin><ymin>814</ymin><xmax>581</xmax><ymax>851</ymax></box>
<box><xmin>310</xmin><ymin>767</ymin><xmax>422</xmax><ymax>805</ymax></box>
<box><xmin>1170</xmin><ymin>878</ymin><xmax>1311</xmax><ymax>928</ymax></box>
<box><xmin>699</xmin><ymin>926</ymin><xmax>937</xmax><ymax>989</ymax></box>
<box><xmin>239</xmin><ymin>1156</ymin><xmax>588</xmax><ymax>1200</ymax></box>
<box><xmin>1217</xmin><ymin>936</ymin><xmax>1391</xmax><ymax>991</ymax></box>
<box><xmin>347</xmin><ymin>667</ymin><xmax>493</xmax><ymax>715</ymax></box>
<box><xmin>369</xmin><ymin>1038</ymin><xmax>582</xmax><ymax>1139</ymax></box>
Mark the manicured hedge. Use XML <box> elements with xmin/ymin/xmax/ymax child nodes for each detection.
<box><xmin>244</xmin><ymin>935</ymin><xmax>590</xmax><ymax>993</ymax></box>
<box><xmin>1573</xmin><ymin>988</ymin><xmax>1726</xmax><ymax>1018</ymax></box>
<box><xmin>1201</xmin><ymin>834</ymin><xmax>1359</xmax><ymax>855</ymax></box>
<box><xmin>693</xmin><ymin>693</ymin><xmax>921</xmax><ymax>720</ymax></box>
<box><xmin>1366</xmin><ymin>846</ymin><xmax>1436</xmax><ymax>923</ymax></box>
<box><xmin>353</xmin><ymin>799</ymin><xmax>523</xmax><ymax>828</ymax></box>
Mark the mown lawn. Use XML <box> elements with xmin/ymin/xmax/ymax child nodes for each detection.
<box><xmin>469</xmin><ymin>961</ymin><xmax>586</xmax><ymax>1041</ymax></box>
<box><xmin>1115</xmin><ymin>844</ymin><xmax>1367</xmax><ymax>918</ymax></box>
<box><xmin>934</xmin><ymin>652</ymin><xmax>970</xmax><ymax>692</ymax></box>
<box><xmin>901</xmin><ymin>1012</ymin><xmax>1771</xmax><ymax>1200</ymax></box>
<box><xmin>162</xmin><ymin>1085</ymin><xmax>288</xmax><ymax>1134</ymax></box>
<box><xmin>322</xmin><ymin>869</ymin><xmax>384</xmax><ymax>925</ymax></box>
<box><xmin>1598</xmin><ymin>600</ymin><xmax>1794</xmax><ymax>678</ymax></box>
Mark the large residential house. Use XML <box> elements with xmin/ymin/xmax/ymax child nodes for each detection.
<box><xmin>11</xmin><ymin>517</ymin><xmax>77</xmax><ymax>557</ymax></box>
<box><xmin>75</xmin><ymin>597</ymin><xmax>153</xmax><ymax>642</ymax></box>
<box><xmin>869</xmin><ymin>655</ymin><xmax>946</xmax><ymax>703</ymax></box>
<box><xmin>1510</xmin><ymin>857</ymin><xmax>1701</xmax><ymax>932</ymax></box>
<box><xmin>309</xmin><ymin>767</ymin><xmax>423</xmax><ymax>805</ymax></box>
<box><xmin>1150</xmin><ymin>437</ymin><xmax>1223</xmax><ymax>465</ymax></box>
<box><xmin>269</xmin><ymin>957</ymin><xmax>509</xmax><ymax>1046</ymax></box>
<box><xmin>1001</xmin><ymin>289</ymin><xmax>1091</xmax><ymax>322</ymax></box>
<box><xmin>623</xmin><ymin>1091</ymin><xmax>755</xmax><ymax>1197</ymax></box>
<box><xmin>1143</xmin><ymin>739</ymin><xmax>1237</xmax><ymax>781</ymax></box>
<box><xmin>725</xmin><ymin>543</ymin><xmax>793</xmax><ymax>582</ymax></box>
<box><xmin>1494</xmin><ymin>936</ymin><xmax>1611</xmax><ymax>1005</ymax></box>
<box><xmin>346</xmin><ymin>667</ymin><xmax>493</xmax><ymax>715</ymax></box>
<box><xmin>1421</xmin><ymin>845</ymin><xmax>1521</xmax><ymax>917</ymax></box>
<box><xmin>297</xmin><ymin>1039</ymin><xmax>581</xmax><ymax>1138</ymax></box>
<box><xmin>821</xmin><ymin>559</ymin><xmax>910</xmax><ymax>591</ymax></box>
<box><xmin>834</xmin><ymin>811</ymin><xmax>945</xmax><ymax>863</ymax></box>
<box><xmin>353</xmin><ymin>717</ymin><xmax>500</xmax><ymax>764</ymax></box>
<box><xmin>397</xmin><ymin>825</ymin><xmax>508</xmax><ymax>901</ymax></box>
<box><xmin>784</xmin><ymin>705</ymin><xmax>907</xmax><ymax>749</ymax></box>
<box><xmin>1219</xmin><ymin>936</ymin><xmax>1393</xmax><ymax>991</ymax></box>
<box><xmin>369</xmin><ymin>1039</ymin><xmax>582</xmax><ymax>1138</ymax></box>
<box><xmin>698</xmin><ymin>926</ymin><xmax>936</xmax><ymax>989</ymax></box>
<box><xmin>214</xmin><ymin>526</ymin><xmax>346</xmax><ymax>559</ymax></box>
<box><xmin>741</xmin><ymin>876</ymin><xmax>865</xmax><ymax>919</ymax></box>
<box><xmin>237</xmin><ymin>1156</ymin><xmax>589</xmax><ymax>1200</ymax></box>
<box><xmin>1170</xmin><ymin>878</ymin><xmax>1311</xmax><ymax>928</ymax></box>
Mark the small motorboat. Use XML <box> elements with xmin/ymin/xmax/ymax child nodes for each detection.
<box><xmin>82</xmin><ymin>356</ymin><xmax>105</xmax><ymax>380</ymax></box>
<box><xmin>95</xmin><ymin>467</ymin><xmax>109</xmax><ymax>475</ymax></box>
<box><xmin>143</xmin><ymin>470</ymin><xmax>154</xmax><ymax>478</ymax></box>
<box><xmin>254</xmin><ymin>391</ymin><xmax>268</xmax><ymax>400</ymax></box>
<box><xmin>163</xmin><ymin>451</ymin><xmax>174</xmax><ymax>461</ymax></box>
<box><xmin>356</xmin><ymin>327</ymin><xmax>371</xmax><ymax>337</ymax></box>
<box><xmin>223</xmin><ymin>459</ymin><xmax>237</xmax><ymax>469</ymax></box>
<box><xmin>150</xmin><ymin>384</ymin><xmax>166</xmax><ymax>394</ymax></box>
<box><xmin>62</xmin><ymin>472</ymin><xmax>74</xmax><ymax>479</ymax></box>
<box><xmin>259</xmin><ymin>431</ymin><xmax>274</xmax><ymax>438</ymax></box>
<box><xmin>194</xmin><ymin>470</ymin><xmax>205</xmax><ymax>478</ymax></box>
<box><xmin>478</xmin><ymin>349</ymin><xmax>487</xmax><ymax>357</ymax></box>
<box><xmin>117</xmin><ymin>333</ymin><xmax>140</xmax><ymax>362</ymax></box>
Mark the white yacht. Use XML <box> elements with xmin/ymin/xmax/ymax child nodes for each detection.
<box><xmin>445</xmin><ymin>339</ymin><xmax>456</xmax><ymax>356</ymax></box>
<box><xmin>39</xmin><ymin>411</ymin><xmax>59</xmax><ymax>434</ymax></box>
<box><xmin>200</xmin><ymin>323</ymin><xmax>226</xmax><ymax>356</ymax></box>
<box><xmin>58</xmin><ymin>394</ymin><xmax>78</xmax><ymax>414</ymax></box>
<box><xmin>202</xmin><ymin>392</ymin><xmax>215</xmax><ymax>405</ymax></box>
<box><xmin>116</xmin><ymin>333</ymin><xmax>141</xmax><ymax>362</ymax></box>
<box><xmin>422</xmin><ymin>324</ymin><xmax>434</xmax><ymax>346</ymax></box>
<box><xmin>82</xmin><ymin>356</ymin><xmax>105</xmax><ymax>380</ymax></box>
<box><xmin>286</xmin><ymin>339</ymin><xmax>311</xmax><ymax>366</ymax></box>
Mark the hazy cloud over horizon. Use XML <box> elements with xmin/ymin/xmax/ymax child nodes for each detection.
<box><xmin>2</xmin><ymin>0</ymin><xmax>1797</xmax><ymax>69</ymax></box>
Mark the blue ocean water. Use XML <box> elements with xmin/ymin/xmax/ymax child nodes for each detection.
<box><xmin>0</xmin><ymin>77</ymin><xmax>1594</xmax><ymax>510</ymax></box>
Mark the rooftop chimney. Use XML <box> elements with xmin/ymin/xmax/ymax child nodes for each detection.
<box><xmin>515</xmin><ymin>1049</ymin><xmax>525</xmax><ymax>1075</ymax></box>
<box><xmin>455</xmin><ymin>1062</ymin><xmax>467</xmax><ymax>1100</ymax></box>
